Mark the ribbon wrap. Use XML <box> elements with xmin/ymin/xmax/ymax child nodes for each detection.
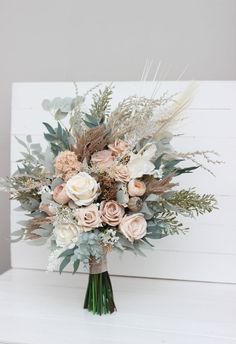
<box><xmin>89</xmin><ymin>254</ymin><xmax>107</xmax><ymax>274</ymax></box>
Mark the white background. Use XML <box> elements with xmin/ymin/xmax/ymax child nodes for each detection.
<box><xmin>11</xmin><ymin>81</ymin><xmax>236</xmax><ymax>283</ymax></box>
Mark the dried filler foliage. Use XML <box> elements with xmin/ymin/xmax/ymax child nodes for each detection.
<box><xmin>144</xmin><ymin>173</ymin><xmax>178</xmax><ymax>196</ymax></box>
<box><xmin>73</xmin><ymin>125</ymin><xmax>110</xmax><ymax>161</ymax></box>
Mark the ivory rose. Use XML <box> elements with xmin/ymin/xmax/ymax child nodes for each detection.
<box><xmin>53</xmin><ymin>184</ymin><xmax>70</xmax><ymax>205</ymax></box>
<box><xmin>128</xmin><ymin>179</ymin><xmax>146</xmax><ymax>197</ymax></box>
<box><xmin>75</xmin><ymin>204</ymin><xmax>102</xmax><ymax>231</ymax></box>
<box><xmin>119</xmin><ymin>213</ymin><xmax>147</xmax><ymax>242</ymax></box>
<box><xmin>66</xmin><ymin>172</ymin><xmax>99</xmax><ymax>206</ymax></box>
<box><xmin>54</xmin><ymin>223</ymin><xmax>80</xmax><ymax>248</ymax></box>
<box><xmin>100</xmin><ymin>200</ymin><xmax>124</xmax><ymax>226</ymax></box>
<box><xmin>91</xmin><ymin>150</ymin><xmax>115</xmax><ymax>170</ymax></box>
<box><xmin>108</xmin><ymin>139</ymin><xmax>129</xmax><ymax>156</ymax></box>
<box><xmin>114</xmin><ymin>165</ymin><xmax>130</xmax><ymax>183</ymax></box>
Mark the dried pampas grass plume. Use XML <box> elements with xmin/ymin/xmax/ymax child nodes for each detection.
<box><xmin>155</xmin><ymin>81</ymin><xmax>197</xmax><ymax>139</ymax></box>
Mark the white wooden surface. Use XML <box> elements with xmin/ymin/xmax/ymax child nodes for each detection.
<box><xmin>0</xmin><ymin>269</ymin><xmax>236</xmax><ymax>344</ymax></box>
<box><xmin>10</xmin><ymin>81</ymin><xmax>236</xmax><ymax>283</ymax></box>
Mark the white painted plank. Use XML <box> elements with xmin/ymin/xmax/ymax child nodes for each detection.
<box><xmin>0</xmin><ymin>269</ymin><xmax>235</xmax><ymax>344</ymax></box>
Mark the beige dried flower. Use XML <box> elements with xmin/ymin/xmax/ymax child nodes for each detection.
<box><xmin>54</xmin><ymin>150</ymin><xmax>82</xmax><ymax>181</ymax></box>
<box><xmin>128</xmin><ymin>197</ymin><xmax>143</xmax><ymax>212</ymax></box>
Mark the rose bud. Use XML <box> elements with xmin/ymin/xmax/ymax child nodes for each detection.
<box><xmin>128</xmin><ymin>179</ymin><xmax>146</xmax><ymax>197</ymax></box>
<box><xmin>53</xmin><ymin>183</ymin><xmax>70</xmax><ymax>205</ymax></box>
<box><xmin>128</xmin><ymin>197</ymin><xmax>143</xmax><ymax>212</ymax></box>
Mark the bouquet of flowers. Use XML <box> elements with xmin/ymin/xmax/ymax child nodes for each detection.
<box><xmin>0</xmin><ymin>83</ymin><xmax>218</xmax><ymax>315</ymax></box>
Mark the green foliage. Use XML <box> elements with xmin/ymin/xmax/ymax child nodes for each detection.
<box><xmin>58</xmin><ymin>248</ymin><xmax>76</xmax><ymax>258</ymax></box>
<box><xmin>146</xmin><ymin>220</ymin><xmax>168</xmax><ymax>239</ymax></box>
<box><xmin>73</xmin><ymin>230</ymin><xmax>103</xmax><ymax>265</ymax></box>
<box><xmin>156</xmin><ymin>211</ymin><xmax>188</xmax><ymax>235</ymax></box>
<box><xmin>73</xmin><ymin>259</ymin><xmax>80</xmax><ymax>274</ymax></box>
<box><xmin>82</xmin><ymin>113</ymin><xmax>100</xmax><ymax>128</ymax></box>
<box><xmin>11</xmin><ymin>229</ymin><xmax>24</xmax><ymax>243</ymax></box>
<box><xmin>15</xmin><ymin>135</ymin><xmax>45</xmax><ymax>175</ymax></box>
<box><xmin>42</xmin><ymin>97</ymin><xmax>73</xmax><ymax>120</ymax></box>
<box><xmin>43</xmin><ymin>122</ymin><xmax>71</xmax><ymax>155</ymax></box>
<box><xmin>88</xmin><ymin>85</ymin><xmax>113</xmax><ymax>125</ymax></box>
<box><xmin>59</xmin><ymin>255</ymin><xmax>71</xmax><ymax>274</ymax></box>
<box><xmin>164</xmin><ymin>188</ymin><xmax>217</xmax><ymax>216</ymax></box>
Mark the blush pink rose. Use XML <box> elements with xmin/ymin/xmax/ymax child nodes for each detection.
<box><xmin>119</xmin><ymin>213</ymin><xmax>147</xmax><ymax>242</ymax></box>
<box><xmin>128</xmin><ymin>179</ymin><xmax>146</xmax><ymax>197</ymax></box>
<box><xmin>100</xmin><ymin>200</ymin><xmax>125</xmax><ymax>226</ymax></box>
<box><xmin>108</xmin><ymin>139</ymin><xmax>129</xmax><ymax>156</ymax></box>
<box><xmin>39</xmin><ymin>203</ymin><xmax>56</xmax><ymax>216</ymax></box>
<box><xmin>114</xmin><ymin>165</ymin><xmax>130</xmax><ymax>183</ymax></box>
<box><xmin>75</xmin><ymin>204</ymin><xmax>102</xmax><ymax>230</ymax></box>
<box><xmin>91</xmin><ymin>150</ymin><xmax>115</xmax><ymax>170</ymax></box>
<box><xmin>53</xmin><ymin>184</ymin><xmax>70</xmax><ymax>205</ymax></box>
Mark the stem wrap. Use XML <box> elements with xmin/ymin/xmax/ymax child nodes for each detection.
<box><xmin>89</xmin><ymin>254</ymin><xmax>107</xmax><ymax>274</ymax></box>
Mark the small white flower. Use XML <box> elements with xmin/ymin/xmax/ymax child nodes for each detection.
<box><xmin>99</xmin><ymin>229</ymin><xmax>119</xmax><ymax>247</ymax></box>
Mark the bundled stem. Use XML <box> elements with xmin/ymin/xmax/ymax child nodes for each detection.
<box><xmin>83</xmin><ymin>255</ymin><xmax>116</xmax><ymax>315</ymax></box>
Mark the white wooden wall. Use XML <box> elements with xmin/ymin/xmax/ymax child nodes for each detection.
<box><xmin>10</xmin><ymin>81</ymin><xmax>236</xmax><ymax>283</ymax></box>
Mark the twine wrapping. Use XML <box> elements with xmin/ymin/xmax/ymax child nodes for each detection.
<box><xmin>89</xmin><ymin>254</ymin><xmax>107</xmax><ymax>274</ymax></box>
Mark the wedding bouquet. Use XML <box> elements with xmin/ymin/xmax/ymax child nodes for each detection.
<box><xmin>0</xmin><ymin>83</ymin><xmax>218</xmax><ymax>315</ymax></box>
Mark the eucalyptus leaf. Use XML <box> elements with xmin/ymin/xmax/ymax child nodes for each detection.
<box><xmin>58</xmin><ymin>248</ymin><xmax>75</xmax><ymax>258</ymax></box>
<box><xmin>11</xmin><ymin>229</ymin><xmax>24</xmax><ymax>236</ymax></box>
<box><xmin>44</xmin><ymin>133</ymin><xmax>57</xmax><ymax>142</ymax></box>
<box><xmin>51</xmin><ymin>177</ymin><xmax>63</xmax><ymax>190</ymax></box>
<box><xmin>55</xmin><ymin>110</ymin><xmax>68</xmax><ymax>121</ymax></box>
<box><xmin>26</xmin><ymin>135</ymin><xmax>32</xmax><ymax>143</ymax></box>
<box><xmin>43</xmin><ymin>122</ymin><xmax>56</xmax><ymax>134</ymax></box>
<box><xmin>73</xmin><ymin>259</ymin><xmax>80</xmax><ymax>274</ymax></box>
<box><xmin>26</xmin><ymin>237</ymin><xmax>47</xmax><ymax>246</ymax></box>
<box><xmin>15</xmin><ymin>136</ymin><xmax>28</xmax><ymax>150</ymax></box>
<box><xmin>32</xmin><ymin>228</ymin><xmax>52</xmax><ymax>237</ymax></box>
<box><xmin>42</xmin><ymin>99</ymin><xmax>51</xmax><ymax>111</ymax></box>
<box><xmin>59</xmin><ymin>256</ymin><xmax>71</xmax><ymax>274</ymax></box>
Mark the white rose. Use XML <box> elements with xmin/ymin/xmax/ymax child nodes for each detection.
<box><xmin>54</xmin><ymin>223</ymin><xmax>80</xmax><ymax>248</ymax></box>
<box><xmin>66</xmin><ymin>172</ymin><xmax>99</xmax><ymax>206</ymax></box>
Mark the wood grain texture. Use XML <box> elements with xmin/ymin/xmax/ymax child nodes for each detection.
<box><xmin>10</xmin><ymin>81</ymin><xmax>236</xmax><ymax>282</ymax></box>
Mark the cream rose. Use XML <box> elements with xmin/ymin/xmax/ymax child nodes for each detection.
<box><xmin>66</xmin><ymin>172</ymin><xmax>99</xmax><ymax>206</ymax></box>
<box><xmin>119</xmin><ymin>213</ymin><xmax>147</xmax><ymax>242</ymax></box>
<box><xmin>54</xmin><ymin>223</ymin><xmax>80</xmax><ymax>248</ymax></box>
<box><xmin>100</xmin><ymin>200</ymin><xmax>124</xmax><ymax>226</ymax></box>
<box><xmin>91</xmin><ymin>150</ymin><xmax>115</xmax><ymax>170</ymax></box>
<box><xmin>114</xmin><ymin>165</ymin><xmax>130</xmax><ymax>183</ymax></box>
<box><xmin>108</xmin><ymin>139</ymin><xmax>129</xmax><ymax>156</ymax></box>
<box><xmin>53</xmin><ymin>183</ymin><xmax>71</xmax><ymax>205</ymax></box>
<box><xmin>75</xmin><ymin>204</ymin><xmax>102</xmax><ymax>231</ymax></box>
<box><xmin>128</xmin><ymin>179</ymin><xmax>146</xmax><ymax>197</ymax></box>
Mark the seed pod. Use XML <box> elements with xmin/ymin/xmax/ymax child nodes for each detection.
<box><xmin>128</xmin><ymin>197</ymin><xmax>143</xmax><ymax>212</ymax></box>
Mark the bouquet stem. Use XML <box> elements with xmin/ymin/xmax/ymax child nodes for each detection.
<box><xmin>84</xmin><ymin>254</ymin><xmax>116</xmax><ymax>315</ymax></box>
